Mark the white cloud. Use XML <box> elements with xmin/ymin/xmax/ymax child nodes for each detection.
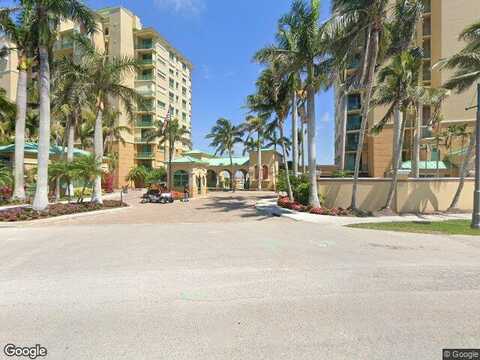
<box><xmin>154</xmin><ymin>0</ymin><xmax>205</xmax><ymax>16</ymax></box>
<box><xmin>320</xmin><ymin>112</ymin><xmax>331</xmax><ymax>125</ymax></box>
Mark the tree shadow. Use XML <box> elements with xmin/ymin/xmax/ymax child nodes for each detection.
<box><xmin>197</xmin><ymin>194</ymin><xmax>275</xmax><ymax>221</ymax></box>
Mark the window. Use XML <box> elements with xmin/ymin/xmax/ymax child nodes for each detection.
<box><xmin>423</xmin><ymin>17</ymin><xmax>431</xmax><ymax>36</ymax></box>
<box><xmin>182</xmin><ymin>100</ymin><xmax>187</xmax><ymax>109</ymax></box>
<box><xmin>423</xmin><ymin>39</ymin><xmax>431</xmax><ymax>59</ymax></box>
<box><xmin>347</xmin><ymin>94</ymin><xmax>361</xmax><ymax>111</ymax></box>
<box><xmin>104</xmin><ymin>27</ymin><xmax>109</xmax><ymax>36</ymax></box>
<box><xmin>157</xmin><ymin>71</ymin><xmax>166</xmax><ymax>80</ymax></box>
<box><xmin>262</xmin><ymin>165</ymin><xmax>269</xmax><ymax>180</ymax></box>
<box><xmin>422</xmin><ymin>0</ymin><xmax>431</xmax><ymax>13</ymax></box>
<box><xmin>182</xmin><ymin>87</ymin><xmax>187</xmax><ymax>96</ymax></box>
<box><xmin>345</xmin><ymin>154</ymin><xmax>356</xmax><ymax>171</ymax></box>
<box><xmin>169</xmin><ymin>69</ymin><xmax>174</xmax><ymax>76</ymax></box>
<box><xmin>431</xmin><ymin>148</ymin><xmax>440</xmax><ymax>161</ymax></box>
<box><xmin>169</xmin><ymin>52</ymin><xmax>175</xmax><ymax>61</ymax></box>
<box><xmin>182</xmin><ymin>112</ymin><xmax>187</xmax><ymax>121</ymax></box>
<box><xmin>423</xmin><ymin>62</ymin><xmax>432</xmax><ymax>81</ymax></box>
<box><xmin>173</xmin><ymin>170</ymin><xmax>189</xmax><ymax>188</ymax></box>
<box><xmin>157</xmin><ymin>101</ymin><xmax>166</xmax><ymax>109</ymax></box>
<box><xmin>169</xmin><ymin>78</ymin><xmax>175</xmax><ymax>89</ymax></box>
<box><xmin>346</xmin><ymin>133</ymin><xmax>359</xmax><ymax>151</ymax></box>
<box><xmin>347</xmin><ymin>115</ymin><xmax>362</xmax><ymax>131</ymax></box>
<box><xmin>182</xmin><ymin>63</ymin><xmax>187</xmax><ymax>71</ymax></box>
<box><xmin>169</xmin><ymin>92</ymin><xmax>175</xmax><ymax>101</ymax></box>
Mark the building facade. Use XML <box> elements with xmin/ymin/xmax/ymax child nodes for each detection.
<box><xmin>0</xmin><ymin>6</ymin><xmax>193</xmax><ymax>188</ymax></box>
<box><xmin>334</xmin><ymin>0</ymin><xmax>480</xmax><ymax>178</ymax></box>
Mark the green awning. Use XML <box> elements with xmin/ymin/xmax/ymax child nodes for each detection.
<box><xmin>0</xmin><ymin>143</ymin><xmax>91</xmax><ymax>156</ymax></box>
<box><xmin>401</xmin><ymin>160</ymin><xmax>448</xmax><ymax>170</ymax></box>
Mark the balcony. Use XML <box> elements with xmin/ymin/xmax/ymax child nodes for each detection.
<box><xmin>54</xmin><ymin>39</ymin><xmax>74</xmax><ymax>50</ymax></box>
<box><xmin>136</xmin><ymin>119</ymin><xmax>154</xmax><ymax>128</ymax></box>
<box><xmin>135</xmin><ymin>136</ymin><xmax>151</xmax><ymax>144</ymax></box>
<box><xmin>137</xmin><ymin>74</ymin><xmax>154</xmax><ymax>81</ymax></box>
<box><xmin>136</xmin><ymin>152</ymin><xmax>154</xmax><ymax>159</ymax></box>
<box><xmin>136</xmin><ymin>88</ymin><xmax>155</xmax><ymax>97</ymax></box>
<box><xmin>135</xmin><ymin>40</ymin><xmax>154</xmax><ymax>50</ymax></box>
<box><xmin>140</xmin><ymin>58</ymin><xmax>153</xmax><ymax>65</ymax></box>
<box><xmin>347</xmin><ymin>94</ymin><xmax>362</xmax><ymax>111</ymax></box>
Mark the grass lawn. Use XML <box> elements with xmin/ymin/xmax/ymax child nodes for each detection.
<box><xmin>348</xmin><ymin>219</ymin><xmax>480</xmax><ymax>236</ymax></box>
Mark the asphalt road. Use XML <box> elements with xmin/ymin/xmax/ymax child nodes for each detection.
<box><xmin>1</xmin><ymin>194</ymin><xmax>479</xmax><ymax>359</ymax></box>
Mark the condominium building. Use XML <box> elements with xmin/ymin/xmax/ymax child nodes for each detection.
<box><xmin>334</xmin><ymin>0</ymin><xmax>480</xmax><ymax>178</ymax></box>
<box><xmin>0</xmin><ymin>6</ymin><xmax>193</xmax><ymax>187</ymax></box>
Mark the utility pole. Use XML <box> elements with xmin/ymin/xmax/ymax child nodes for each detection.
<box><xmin>469</xmin><ymin>83</ymin><xmax>480</xmax><ymax>229</ymax></box>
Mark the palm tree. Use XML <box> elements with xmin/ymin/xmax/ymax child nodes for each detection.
<box><xmin>145</xmin><ymin>117</ymin><xmax>191</xmax><ymax>190</ymax></box>
<box><xmin>102</xmin><ymin>109</ymin><xmax>132</xmax><ymax>156</ymax></box>
<box><xmin>0</xmin><ymin>89</ymin><xmax>15</xmax><ymax>144</ymax></box>
<box><xmin>449</xmin><ymin>131</ymin><xmax>475</xmax><ymax>212</ymax></box>
<box><xmin>327</xmin><ymin>0</ymin><xmax>424</xmax><ymax>210</ymax></box>
<box><xmin>255</xmin><ymin>0</ymin><xmax>328</xmax><ymax>207</ymax></box>
<box><xmin>372</xmin><ymin>48</ymin><xmax>423</xmax><ymax>211</ymax></box>
<box><xmin>22</xmin><ymin>0</ymin><xmax>96</xmax><ymax>211</ymax></box>
<box><xmin>64</xmin><ymin>38</ymin><xmax>144</xmax><ymax>204</ymax></box>
<box><xmin>206</xmin><ymin>118</ymin><xmax>243</xmax><ymax>192</ymax></box>
<box><xmin>0</xmin><ymin>9</ymin><xmax>35</xmax><ymax>201</ymax></box>
<box><xmin>248</xmin><ymin>65</ymin><xmax>294</xmax><ymax>201</ymax></box>
<box><xmin>243</xmin><ymin>114</ymin><xmax>267</xmax><ymax>191</ymax></box>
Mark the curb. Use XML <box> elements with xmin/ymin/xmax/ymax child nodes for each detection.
<box><xmin>0</xmin><ymin>205</ymin><xmax>130</xmax><ymax>227</ymax></box>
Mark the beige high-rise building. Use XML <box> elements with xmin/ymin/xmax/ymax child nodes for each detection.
<box><xmin>334</xmin><ymin>0</ymin><xmax>480</xmax><ymax>178</ymax></box>
<box><xmin>0</xmin><ymin>6</ymin><xmax>193</xmax><ymax>188</ymax></box>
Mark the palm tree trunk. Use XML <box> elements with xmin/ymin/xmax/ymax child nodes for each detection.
<box><xmin>351</xmin><ymin>30</ymin><xmax>380</xmax><ymax>211</ymax></box>
<box><xmin>292</xmin><ymin>89</ymin><xmax>299</xmax><ymax>177</ymax></box>
<box><xmin>302</xmin><ymin>120</ymin><xmax>306</xmax><ymax>173</ymax></box>
<box><xmin>279</xmin><ymin>121</ymin><xmax>294</xmax><ymax>201</ymax></box>
<box><xmin>307</xmin><ymin>65</ymin><xmax>320</xmax><ymax>208</ymax></box>
<box><xmin>13</xmin><ymin>63</ymin><xmax>27</xmax><ymax>201</ymax></box>
<box><xmin>92</xmin><ymin>105</ymin><xmax>103</xmax><ymax>204</ymax></box>
<box><xmin>257</xmin><ymin>132</ymin><xmax>262</xmax><ymax>191</ymax></box>
<box><xmin>413</xmin><ymin>102</ymin><xmax>422</xmax><ymax>177</ymax></box>
<box><xmin>384</xmin><ymin>107</ymin><xmax>406</xmax><ymax>211</ymax></box>
<box><xmin>32</xmin><ymin>46</ymin><xmax>51</xmax><ymax>211</ymax></box>
<box><xmin>448</xmin><ymin>132</ymin><xmax>475</xmax><ymax>211</ymax></box>
<box><xmin>229</xmin><ymin>154</ymin><xmax>235</xmax><ymax>192</ymax></box>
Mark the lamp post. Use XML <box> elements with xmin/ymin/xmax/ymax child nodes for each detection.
<box><xmin>470</xmin><ymin>83</ymin><xmax>480</xmax><ymax>229</ymax></box>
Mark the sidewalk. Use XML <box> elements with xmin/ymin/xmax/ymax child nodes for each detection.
<box><xmin>255</xmin><ymin>198</ymin><xmax>472</xmax><ymax>226</ymax></box>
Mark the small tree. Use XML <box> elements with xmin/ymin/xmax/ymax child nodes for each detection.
<box><xmin>126</xmin><ymin>165</ymin><xmax>149</xmax><ymax>189</ymax></box>
<box><xmin>69</xmin><ymin>155</ymin><xmax>103</xmax><ymax>203</ymax></box>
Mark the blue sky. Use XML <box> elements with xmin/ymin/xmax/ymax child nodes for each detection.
<box><xmin>91</xmin><ymin>0</ymin><xmax>335</xmax><ymax>163</ymax></box>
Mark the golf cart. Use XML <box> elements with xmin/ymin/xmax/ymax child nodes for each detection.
<box><xmin>141</xmin><ymin>183</ymin><xmax>174</xmax><ymax>204</ymax></box>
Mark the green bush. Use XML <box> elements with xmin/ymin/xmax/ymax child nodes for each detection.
<box><xmin>332</xmin><ymin>170</ymin><xmax>353</xmax><ymax>178</ymax></box>
<box><xmin>278</xmin><ymin>170</ymin><xmax>310</xmax><ymax>206</ymax></box>
<box><xmin>145</xmin><ymin>167</ymin><xmax>167</xmax><ymax>185</ymax></box>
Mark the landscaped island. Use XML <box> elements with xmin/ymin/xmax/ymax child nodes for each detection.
<box><xmin>349</xmin><ymin>220</ymin><xmax>480</xmax><ymax>236</ymax></box>
<box><xmin>0</xmin><ymin>200</ymin><xmax>126</xmax><ymax>222</ymax></box>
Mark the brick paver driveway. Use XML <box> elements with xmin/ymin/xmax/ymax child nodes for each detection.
<box><xmin>36</xmin><ymin>190</ymin><xmax>278</xmax><ymax>226</ymax></box>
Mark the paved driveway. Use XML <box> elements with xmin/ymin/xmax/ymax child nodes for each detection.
<box><xmin>1</xmin><ymin>191</ymin><xmax>479</xmax><ymax>359</ymax></box>
<box><xmin>29</xmin><ymin>190</ymin><xmax>279</xmax><ymax>226</ymax></box>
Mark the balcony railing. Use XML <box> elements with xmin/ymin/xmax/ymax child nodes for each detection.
<box><xmin>137</xmin><ymin>88</ymin><xmax>155</xmax><ymax>97</ymax></box>
<box><xmin>137</xmin><ymin>74</ymin><xmax>154</xmax><ymax>81</ymax></box>
<box><xmin>136</xmin><ymin>119</ymin><xmax>154</xmax><ymax>127</ymax></box>
<box><xmin>135</xmin><ymin>42</ymin><xmax>154</xmax><ymax>50</ymax></box>
<box><xmin>54</xmin><ymin>39</ymin><xmax>73</xmax><ymax>50</ymax></box>
<box><xmin>135</xmin><ymin>137</ymin><xmax>150</xmax><ymax>143</ymax></box>
<box><xmin>136</xmin><ymin>152</ymin><xmax>154</xmax><ymax>159</ymax></box>
<box><xmin>140</xmin><ymin>58</ymin><xmax>153</xmax><ymax>65</ymax></box>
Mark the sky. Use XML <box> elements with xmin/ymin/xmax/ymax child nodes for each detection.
<box><xmin>87</xmin><ymin>0</ymin><xmax>336</xmax><ymax>163</ymax></box>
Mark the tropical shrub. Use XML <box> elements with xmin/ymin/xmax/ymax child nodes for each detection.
<box><xmin>332</xmin><ymin>170</ymin><xmax>353</xmax><ymax>178</ymax></box>
<box><xmin>126</xmin><ymin>165</ymin><xmax>149</xmax><ymax>188</ymax></box>
<box><xmin>145</xmin><ymin>167</ymin><xmax>167</xmax><ymax>185</ymax></box>
<box><xmin>0</xmin><ymin>164</ymin><xmax>13</xmax><ymax>188</ymax></box>
<box><xmin>278</xmin><ymin>170</ymin><xmax>311</xmax><ymax>206</ymax></box>
<box><xmin>102</xmin><ymin>173</ymin><xmax>115</xmax><ymax>193</ymax></box>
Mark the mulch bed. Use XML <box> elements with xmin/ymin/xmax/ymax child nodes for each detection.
<box><xmin>0</xmin><ymin>200</ymin><xmax>127</xmax><ymax>222</ymax></box>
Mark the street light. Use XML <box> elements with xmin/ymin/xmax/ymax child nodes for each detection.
<box><xmin>470</xmin><ymin>83</ymin><xmax>480</xmax><ymax>229</ymax></box>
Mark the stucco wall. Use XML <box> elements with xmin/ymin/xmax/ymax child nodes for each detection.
<box><xmin>318</xmin><ymin>178</ymin><xmax>475</xmax><ymax>213</ymax></box>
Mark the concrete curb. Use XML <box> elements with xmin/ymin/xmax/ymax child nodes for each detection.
<box><xmin>0</xmin><ymin>205</ymin><xmax>130</xmax><ymax>227</ymax></box>
<box><xmin>255</xmin><ymin>198</ymin><xmax>472</xmax><ymax>226</ymax></box>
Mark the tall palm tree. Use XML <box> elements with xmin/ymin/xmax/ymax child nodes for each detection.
<box><xmin>372</xmin><ymin>48</ymin><xmax>423</xmax><ymax>211</ymax></box>
<box><xmin>206</xmin><ymin>118</ymin><xmax>243</xmax><ymax>192</ymax></box>
<box><xmin>0</xmin><ymin>8</ymin><xmax>35</xmax><ymax>201</ymax></box>
<box><xmin>327</xmin><ymin>0</ymin><xmax>424</xmax><ymax>210</ymax></box>
<box><xmin>248</xmin><ymin>65</ymin><xmax>294</xmax><ymax>201</ymax></box>
<box><xmin>65</xmin><ymin>37</ymin><xmax>143</xmax><ymax>204</ymax></box>
<box><xmin>434</xmin><ymin>20</ymin><xmax>480</xmax><ymax>210</ymax></box>
<box><xmin>243</xmin><ymin>114</ymin><xmax>267</xmax><ymax>191</ymax></box>
<box><xmin>21</xmin><ymin>0</ymin><xmax>96</xmax><ymax>211</ymax></box>
<box><xmin>255</xmin><ymin>0</ymin><xmax>328</xmax><ymax>207</ymax></box>
<box><xmin>145</xmin><ymin>117</ymin><xmax>191</xmax><ymax>191</ymax></box>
